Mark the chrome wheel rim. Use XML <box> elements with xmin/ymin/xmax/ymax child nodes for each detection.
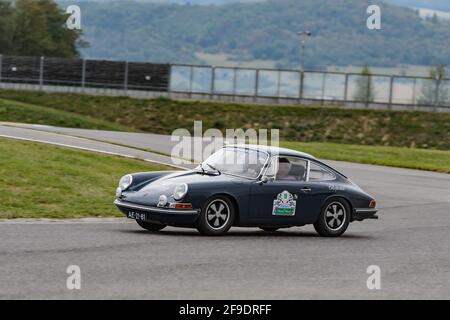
<box><xmin>324</xmin><ymin>202</ymin><xmax>346</xmax><ymax>231</ymax></box>
<box><xmin>206</xmin><ymin>200</ymin><xmax>230</xmax><ymax>230</ymax></box>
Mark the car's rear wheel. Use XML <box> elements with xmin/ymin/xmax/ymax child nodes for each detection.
<box><xmin>314</xmin><ymin>198</ymin><xmax>350</xmax><ymax>237</ymax></box>
<box><xmin>196</xmin><ymin>196</ymin><xmax>235</xmax><ymax>236</ymax></box>
<box><xmin>259</xmin><ymin>227</ymin><xmax>280</xmax><ymax>232</ymax></box>
<box><xmin>136</xmin><ymin>220</ymin><xmax>166</xmax><ymax>232</ymax></box>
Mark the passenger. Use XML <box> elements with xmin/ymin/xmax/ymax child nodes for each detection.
<box><xmin>276</xmin><ymin>158</ymin><xmax>297</xmax><ymax>181</ymax></box>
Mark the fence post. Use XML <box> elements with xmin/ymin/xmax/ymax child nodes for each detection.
<box><xmin>254</xmin><ymin>69</ymin><xmax>259</xmax><ymax>102</ymax></box>
<box><xmin>81</xmin><ymin>59</ymin><xmax>86</xmax><ymax>91</ymax></box>
<box><xmin>276</xmin><ymin>70</ymin><xmax>281</xmax><ymax>101</ymax></box>
<box><xmin>232</xmin><ymin>68</ymin><xmax>237</xmax><ymax>101</ymax></box>
<box><xmin>434</xmin><ymin>77</ymin><xmax>440</xmax><ymax>112</ymax></box>
<box><xmin>321</xmin><ymin>73</ymin><xmax>326</xmax><ymax>105</ymax></box>
<box><xmin>210</xmin><ymin>67</ymin><xmax>215</xmax><ymax>97</ymax></box>
<box><xmin>365</xmin><ymin>75</ymin><xmax>370</xmax><ymax>108</ymax></box>
<box><xmin>124</xmin><ymin>61</ymin><xmax>129</xmax><ymax>93</ymax></box>
<box><xmin>39</xmin><ymin>56</ymin><xmax>44</xmax><ymax>90</ymax></box>
<box><xmin>388</xmin><ymin>76</ymin><xmax>394</xmax><ymax>109</ymax></box>
<box><xmin>343</xmin><ymin>73</ymin><xmax>349</xmax><ymax>101</ymax></box>
<box><xmin>168</xmin><ymin>64</ymin><xmax>173</xmax><ymax>99</ymax></box>
<box><xmin>299</xmin><ymin>71</ymin><xmax>304</xmax><ymax>102</ymax></box>
<box><xmin>189</xmin><ymin>66</ymin><xmax>194</xmax><ymax>98</ymax></box>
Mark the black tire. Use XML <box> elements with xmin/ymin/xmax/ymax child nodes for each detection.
<box><xmin>196</xmin><ymin>196</ymin><xmax>235</xmax><ymax>236</ymax></box>
<box><xmin>259</xmin><ymin>227</ymin><xmax>280</xmax><ymax>232</ymax></box>
<box><xmin>314</xmin><ymin>198</ymin><xmax>350</xmax><ymax>237</ymax></box>
<box><xmin>136</xmin><ymin>220</ymin><xmax>166</xmax><ymax>232</ymax></box>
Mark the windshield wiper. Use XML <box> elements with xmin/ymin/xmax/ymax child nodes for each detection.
<box><xmin>206</xmin><ymin>163</ymin><xmax>221</xmax><ymax>175</ymax></box>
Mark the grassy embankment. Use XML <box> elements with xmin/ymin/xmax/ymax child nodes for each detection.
<box><xmin>0</xmin><ymin>138</ymin><xmax>171</xmax><ymax>219</ymax></box>
<box><xmin>0</xmin><ymin>90</ymin><xmax>449</xmax><ymax>173</ymax></box>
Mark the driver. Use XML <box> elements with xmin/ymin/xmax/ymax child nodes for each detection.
<box><xmin>276</xmin><ymin>158</ymin><xmax>297</xmax><ymax>181</ymax></box>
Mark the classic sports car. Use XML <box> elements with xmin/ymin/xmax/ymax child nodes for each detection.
<box><xmin>114</xmin><ymin>145</ymin><xmax>378</xmax><ymax>237</ymax></box>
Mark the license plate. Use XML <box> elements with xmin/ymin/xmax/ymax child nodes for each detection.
<box><xmin>127</xmin><ymin>211</ymin><xmax>146</xmax><ymax>221</ymax></box>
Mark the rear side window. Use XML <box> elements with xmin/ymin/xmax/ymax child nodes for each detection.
<box><xmin>309</xmin><ymin>162</ymin><xmax>336</xmax><ymax>181</ymax></box>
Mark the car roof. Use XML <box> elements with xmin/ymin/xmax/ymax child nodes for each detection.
<box><xmin>225</xmin><ymin>144</ymin><xmax>317</xmax><ymax>161</ymax></box>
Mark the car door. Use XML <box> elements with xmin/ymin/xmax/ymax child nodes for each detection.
<box><xmin>249</xmin><ymin>156</ymin><xmax>333</xmax><ymax>224</ymax></box>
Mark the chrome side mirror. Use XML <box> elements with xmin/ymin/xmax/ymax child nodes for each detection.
<box><xmin>258</xmin><ymin>175</ymin><xmax>273</xmax><ymax>185</ymax></box>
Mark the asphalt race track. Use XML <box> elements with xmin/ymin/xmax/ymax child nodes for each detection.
<box><xmin>0</xmin><ymin>124</ymin><xmax>449</xmax><ymax>299</ymax></box>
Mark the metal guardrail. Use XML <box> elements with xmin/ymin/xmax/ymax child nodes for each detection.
<box><xmin>0</xmin><ymin>54</ymin><xmax>449</xmax><ymax>110</ymax></box>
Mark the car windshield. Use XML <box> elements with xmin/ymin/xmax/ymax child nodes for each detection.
<box><xmin>200</xmin><ymin>147</ymin><xmax>269</xmax><ymax>179</ymax></box>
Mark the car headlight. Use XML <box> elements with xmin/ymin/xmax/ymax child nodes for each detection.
<box><xmin>119</xmin><ymin>174</ymin><xmax>133</xmax><ymax>191</ymax></box>
<box><xmin>173</xmin><ymin>183</ymin><xmax>188</xmax><ymax>201</ymax></box>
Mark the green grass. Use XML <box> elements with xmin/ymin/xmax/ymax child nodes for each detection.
<box><xmin>0</xmin><ymin>138</ymin><xmax>172</xmax><ymax>219</ymax></box>
<box><xmin>0</xmin><ymin>89</ymin><xmax>449</xmax><ymax>174</ymax></box>
<box><xmin>0</xmin><ymin>98</ymin><xmax>132</xmax><ymax>131</ymax></box>
<box><xmin>0</xmin><ymin>89</ymin><xmax>449</xmax><ymax>150</ymax></box>
<box><xmin>0</xmin><ymin>137</ymin><xmax>448</xmax><ymax>220</ymax></box>
<box><xmin>282</xmin><ymin>141</ymin><xmax>450</xmax><ymax>173</ymax></box>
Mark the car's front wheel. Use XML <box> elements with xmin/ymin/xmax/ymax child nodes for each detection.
<box><xmin>136</xmin><ymin>220</ymin><xmax>166</xmax><ymax>232</ymax></box>
<box><xmin>196</xmin><ymin>196</ymin><xmax>235</xmax><ymax>236</ymax></box>
<box><xmin>314</xmin><ymin>198</ymin><xmax>350</xmax><ymax>237</ymax></box>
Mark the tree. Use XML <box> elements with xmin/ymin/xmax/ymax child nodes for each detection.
<box><xmin>418</xmin><ymin>65</ymin><xmax>450</xmax><ymax>107</ymax></box>
<box><xmin>354</xmin><ymin>65</ymin><xmax>375</xmax><ymax>103</ymax></box>
<box><xmin>1</xmin><ymin>0</ymin><xmax>85</xmax><ymax>58</ymax></box>
<box><xmin>0</xmin><ymin>0</ymin><xmax>14</xmax><ymax>53</ymax></box>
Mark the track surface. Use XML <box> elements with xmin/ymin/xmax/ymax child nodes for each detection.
<box><xmin>0</xmin><ymin>124</ymin><xmax>449</xmax><ymax>299</ymax></box>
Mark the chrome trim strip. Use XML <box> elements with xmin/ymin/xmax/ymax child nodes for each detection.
<box><xmin>354</xmin><ymin>208</ymin><xmax>378</xmax><ymax>213</ymax></box>
<box><xmin>114</xmin><ymin>200</ymin><xmax>199</xmax><ymax>215</ymax></box>
<box><xmin>306</xmin><ymin>160</ymin><xmax>311</xmax><ymax>182</ymax></box>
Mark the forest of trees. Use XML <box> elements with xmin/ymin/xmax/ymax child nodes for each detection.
<box><xmin>69</xmin><ymin>0</ymin><xmax>450</xmax><ymax>69</ymax></box>
<box><xmin>2</xmin><ymin>0</ymin><xmax>450</xmax><ymax>71</ymax></box>
<box><xmin>0</xmin><ymin>0</ymin><xmax>83</xmax><ymax>58</ymax></box>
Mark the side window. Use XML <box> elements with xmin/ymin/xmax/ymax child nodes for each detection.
<box><xmin>275</xmin><ymin>157</ymin><xmax>308</xmax><ymax>182</ymax></box>
<box><xmin>309</xmin><ymin>162</ymin><xmax>336</xmax><ymax>181</ymax></box>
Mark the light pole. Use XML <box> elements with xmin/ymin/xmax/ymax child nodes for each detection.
<box><xmin>298</xmin><ymin>31</ymin><xmax>311</xmax><ymax>71</ymax></box>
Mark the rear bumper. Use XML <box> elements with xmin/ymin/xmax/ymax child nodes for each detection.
<box><xmin>114</xmin><ymin>199</ymin><xmax>200</xmax><ymax>226</ymax></box>
<box><xmin>352</xmin><ymin>208</ymin><xmax>378</xmax><ymax>222</ymax></box>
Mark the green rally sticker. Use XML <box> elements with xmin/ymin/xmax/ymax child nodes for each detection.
<box><xmin>273</xmin><ymin>191</ymin><xmax>297</xmax><ymax>216</ymax></box>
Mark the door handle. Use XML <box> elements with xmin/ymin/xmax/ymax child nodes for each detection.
<box><xmin>300</xmin><ymin>187</ymin><xmax>312</xmax><ymax>193</ymax></box>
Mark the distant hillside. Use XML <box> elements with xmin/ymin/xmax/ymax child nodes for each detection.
<box><xmin>63</xmin><ymin>0</ymin><xmax>450</xmax><ymax>11</ymax></box>
<box><xmin>385</xmin><ymin>0</ymin><xmax>450</xmax><ymax>12</ymax></box>
<box><xmin>64</xmin><ymin>0</ymin><xmax>450</xmax><ymax>68</ymax></box>
<box><xmin>63</xmin><ymin>0</ymin><xmax>263</xmax><ymax>4</ymax></box>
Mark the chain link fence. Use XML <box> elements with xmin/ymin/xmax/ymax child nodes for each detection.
<box><xmin>0</xmin><ymin>54</ymin><xmax>449</xmax><ymax>110</ymax></box>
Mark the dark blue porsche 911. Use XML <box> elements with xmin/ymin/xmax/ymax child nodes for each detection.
<box><xmin>114</xmin><ymin>145</ymin><xmax>378</xmax><ymax>237</ymax></box>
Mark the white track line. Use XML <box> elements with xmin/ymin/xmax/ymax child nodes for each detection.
<box><xmin>0</xmin><ymin>134</ymin><xmax>189</xmax><ymax>170</ymax></box>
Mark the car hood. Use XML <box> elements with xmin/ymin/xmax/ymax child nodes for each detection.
<box><xmin>122</xmin><ymin>170</ymin><xmax>247</xmax><ymax>205</ymax></box>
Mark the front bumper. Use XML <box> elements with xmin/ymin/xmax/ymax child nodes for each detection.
<box><xmin>352</xmin><ymin>208</ymin><xmax>379</xmax><ymax>222</ymax></box>
<box><xmin>114</xmin><ymin>199</ymin><xmax>200</xmax><ymax>226</ymax></box>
